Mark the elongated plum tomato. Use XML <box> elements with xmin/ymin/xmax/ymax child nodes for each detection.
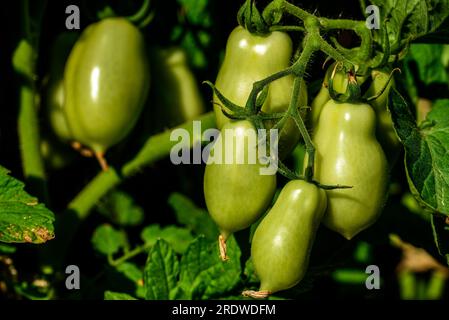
<box><xmin>213</xmin><ymin>26</ymin><xmax>307</xmax><ymax>159</ymax></box>
<box><xmin>204</xmin><ymin>120</ymin><xmax>276</xmax><ymax>259</ymax></box>
<box><xmin>250</xmin><ymin>180</ymin><xmax>326</xmax><ymax>296</ymax></box>
<box><xmin>311</xmin><ymin>100</ymin><xmax>388</xmax><ymax>239</ymax></box>
<box><xmin>148</xmin><ymin>47</ymin><xmax>205</xmax><ymax>132</ymax></box>
<box><xmin>64</xmin><ymin>18</ymin><xmax>150</xmax><ymax>157</ymax></box>
<box><xmin>45</xmin><ymin>32</ymin><xmax>78</xmax><ymax>142</ymax></box>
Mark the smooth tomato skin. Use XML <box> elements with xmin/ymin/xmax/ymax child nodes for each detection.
<box><xmin>311</xmin><ymin>100</ymin><xmax>388</xmax><ymax>239</ymax></box>
<box><xmin>204</xmin><ymin>120</ymin><xmax>276</xmax><ymax>239</ymax></box>
<box><xmin>64</xmin><ymin>18</ymin><xmax>150</xmax><ymax>153</ymax></box>
<box><xmin>251</xmin><ymin>180</ymin><xmax>326</xmax><ymax>294</ymax></box>
<box><xmin>213</xmin><ymin>26</ymin><xmax>307</xmax><ymax>158</ymax></box>
<box><xmin>366</xmin><ymin>69</ymin><xmax>400</xmax><ymax>160</ymax></box>
<box><xmin>45</xmin><ymin>33</ymin><xmax>78</xmax><ymax>142</ymax></box>
<box><xmin>148</xmin><ymin>47</ymin><xmax>205</xmax><ymax>131</ymax></box>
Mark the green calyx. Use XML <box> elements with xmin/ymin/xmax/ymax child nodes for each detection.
<box><xmin>237</xmin><ymin>0</ymin><xmax>270</xmax><ymax>36</ymax></box>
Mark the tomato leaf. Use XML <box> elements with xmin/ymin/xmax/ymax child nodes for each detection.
<box><xmin>369</xmin><ymin>0</ymin><xmax>449</xmax><ymax>53</ymax></box>
<box><xmin>178</xmin><ymin>236</ymin><xmax>241</xmax><ymax>299</ymax></box>
<box><xmin>91</xmin><ymin>224</ymin><xmax>128</xmax><ymax>256</ymax></box>
<box><xmin>168</xmin><ymin>193</ymin><xmax>218</xmax><ymax>240</ymax></box>
<box><xmin>144</xmin><ymin>240</ymin><xmax>180</xmax><ymax>300</ymax></box>
<box><xmin>0</xmin><ymin>166</ymin><xmax>54</xmax><ymax>244</ymax></box>
<box><xmin>388</xmin><ymin>91</ymin><xmax>449</xmax><ymax>216</ymax></box>
<box><xmin>97</xmin><ymin>190</ymin><xmax>144</xmax><ymax>227</ymax></box>
<box><xmin>104</xmin><ymin>291</ymin><xmax>138</xmax><ymax>300</ymax></box>
<box><xmin>402</xmin><ymin>44</ymin><xmax>449</xmax><ymax>103</ymax></box>
<box><xmin>140</xmin><ymin>224</ymin><xmax>194</xmax><ymax>254</ymax></box>
<box><xmin>114</xmin><ymin>262</ymin><xmax>145</xmax><ymax>299</ymax></box>
<box><xmin>431</xmin><ymin>214</ymin><xmax>449</xmax><ymax>265</ymax></box>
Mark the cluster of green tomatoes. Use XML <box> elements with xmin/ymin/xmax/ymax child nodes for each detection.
<box><xmin>203</xmin><ymin>26</ymin><xmax>400</xmax><ymax>298</ymax></box>
<box><xmin>44</xmin><ymin>15</ymin><xmax>399</xmax><ymax>299</ymax></box>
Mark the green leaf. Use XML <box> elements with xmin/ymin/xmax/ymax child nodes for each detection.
<box><xmin>178</xmin><ymin>236</ymin><xmax>241</xmax><ymax>300</ymax></box>
<box><xmin>407</xmin><ymin>44</ymin><xmax>449</xmax><ymax>85</ymax></box>
<box><xmin>104</xmin><ymin>291</ymin><xmax>138</xmax><ymax>300</ymax></box>
<box><xmin>115</xmin><ymin>262</ymin><xmax>145</xmax><ymax>299</ymax></box>
<box><xmin>140</xmin><ymin>224</ymin><xmax>194</xmax><ymax>254</ymax></box>
<box><xmin>0</xmin><ymin>166</ymin><xmax>54</xmax><ymax>244</ymax></box>
<box><xmin>431</xmin><ymin>214</ymin><xmax>449</xmax><ymax>265</ymax></box>
<box><xmin>402</xmin><ymin>43</ymin><xmax>449</xmax><ymax>103</ymax></box>
<box><xmin>388</xmin><ymin>91</ymin><xmax>449</xmax><ymax>215</ymax></box>
<box><xmin>91</xmin><ymin>224</ymin><xmax>127</xmax><ymax>256</ymax></box>
<box><xmin>370</xmin><ymin>0</ymin><xmax>449</xmax><ymax>52</ymax></box>
<box><xmin>98</xmin><ymin>191</ymin><xmax>144</xmax><ymax>227</ymax></box>
<box><xmin>168</xmin><ymin>193</ymin><xmax>218</xmax><ymax>240</ymax></box>
<box><xmin>144</xmin><ymin>240</ymin><xmax>179</xmax><ymax>300</ymax></box>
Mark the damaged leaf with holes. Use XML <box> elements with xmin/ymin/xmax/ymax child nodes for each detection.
<box><xmin>0</xmin><ymin>166</ymin><xmax>54</xmax><ymax>244</ymax></box>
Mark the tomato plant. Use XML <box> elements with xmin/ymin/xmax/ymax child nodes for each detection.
<box><xmin>1</xmin><ymin>0</ymin><xmax>449</xmax><ymax>304</ymax></box>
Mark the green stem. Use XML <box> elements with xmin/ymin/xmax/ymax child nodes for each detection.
<box><xmin>280</xmin><ymin>0</ymin><xmax>313</xmax><ymax>21</ymax></box>
<box><xmin>269</xmin><ymin>25</ymin><xmax>305</xmax><ymax>32</ymax></box>
<box><xmin>16</xmin><ymin>0</ymin><xmax>48</xmax><ymax>202</ymax></box>
<box><xmin>110</xmin><ymin>242</ymin><xmax>152</xmax><ymax>267</ymax></box>
<box><xmin>245</xmin><ymin>68</ymin><xmax>293</xmax><ymax>113</ymax></box>
<box><xmin>319</xmin><ymin>18</ymin><xmax>360</xmax><ymax>30</ymax></box>
<box><xmin>290</xmin><ymin>77</ymin><xmax>315</xmax><ymax>181</ymax></box>
<box><xmin>70</xmin><ymin>112</ymin><xmax>216</xmax><ymax>218</ymax></box>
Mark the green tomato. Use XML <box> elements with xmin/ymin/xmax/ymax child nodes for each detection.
<box><xmin>366</xmin><ymin>69</ymin><xmax>400</xmax><ymax>161</ymax></box>
<box><xmin>147</xmin><ymin>47</ymin><xmax>205</xmax><ymax>131</ymax></box>
<box><xmin>204</xmin><ymin>120</ymin><xmax>276</xmax><ymax>241</ymax></box>
<box><xmin>213</xmin><ymin>26</ymin><xmax>307</xmax><ymax>159</ymax></box>
<box><xmin>311</xmin><ymin>100</ymin><xmax>388</xmax><ymax>239</ymax></box>
<box><xmin>310</xmin><ymin>63</ymin><xmax>367</xmax><ymax>130</ymax></box>
<box><xmin>44</xmin><ymin>33</ymin><xmax>78</xmax><ymax>142</ymax></box>
<box><xmin>64</xmin><ymin>18</ymin><xmax>150</xmax><ymax>154</ymax></box>
<box><xmin>251</xmin><ymin>180</ymin><xmax>326</xmax><ymax>295</ymax></box>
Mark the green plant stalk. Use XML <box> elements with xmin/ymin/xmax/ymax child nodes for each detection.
<box><xmin>110</xmin><ymin>242</ymin><xmax>152</xmax><ymax>267</ymax></box>
<box><xmin>18</xmin><ymin>86</ymin><xmax>47</xmax><ymax>194</ymax></box>
<box><xmin>69</xmin><ymin>112</ymin><xmax>216</xmax><ymax>218</ymax></box>
<box><xmin>16</xmin><ymin>0</ymin><xmax>48</xmax><ymax>203</ymax></box>
<box><xmin>278</xmin><ymin>0</ymin><xmax>372</xmax><ymax>64</ymax></box>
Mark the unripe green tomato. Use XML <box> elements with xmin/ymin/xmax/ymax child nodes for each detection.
<box><xmin>366</xmin><ymin>69</ymin><xmax>400</xmax><ymax>161</ymax></box>
<box><xmin>251</xmin><ymin>180</ymin><xmax>326</xmax><ymax>294</ymax></box>
<box><xmin>311</xmin><ymin>100</ymin><xmax>388</xmax><ymax>239</ymax></box>
<box><xmin>310</xmin><ymin>63</ymin><xmax>367</xmax><ymax>130</ymax></box>
<box><xmin>64</xmin><ymin>18</ymin><xmax>150</xmax><ymax>153</ymax></box>
<box><xmin>213</xmin><ymin>26</ymin><xmax>307</xmax><ymax>159</ymax></box>
<box><xmin>44</xmin><ymin>33</ymin><xmax>78</xmax><ymax>142</ymax></box>
<box><xmin>204</xmin><ymin>120</ymin><xmax>277</xmax><ymax>240</ymax></box>
<box><xmin>148</xmin><ymin>47</ymin><xmax>205</xmax><ymax>131</ymax></box>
